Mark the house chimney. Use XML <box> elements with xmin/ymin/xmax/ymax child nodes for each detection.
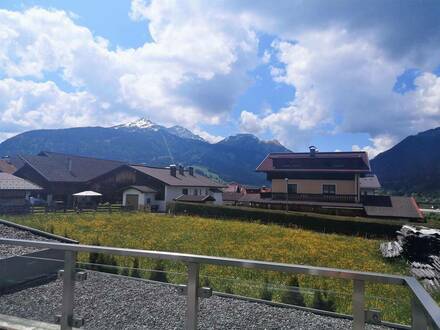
<box><xmin>188</xmin><ymin>166</ymin><xmax>194</xmax><ymax>176</ymax></box>
<box><xmin>67</xmin><ymin>158</ymin><xmax>73</xmax><ymax>172</ymax></box>
<box><xmin>170</xmin><ymin>164</ymin><xmax>177</xmax><ymax>177</ymax></box>
<box><xmin>178</xmin><ymin>164</ymin><xmax>184</xmax><ymax>175</ymax></box>
<box><xmin>309</xmin><ymin>145</ymin><xmax>317</xmax><ymax>157</ymax></box>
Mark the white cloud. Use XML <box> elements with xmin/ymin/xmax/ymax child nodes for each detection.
<box><xmin>1</xmin><ymin>1</ymin><xmax>440</xmax><ymax>152</ymax></box>
<box><xmin>352</xmin><ymin>134</ymin><xmax>396</xmax><ymax>158</ymax></box>
<box><xmin>240</xmin><ymin>27</ymin><xmax>440</xmax><ymax>150</ymax></box>
<box><xmin>0</xmin><ymin>3</ymin><xmax>258</xmax><ymax>136</ymax></box>
<box><xmin>0</xmin><ymin>79</ymin><xmax>112</xmax><ymax>130</ymax></box>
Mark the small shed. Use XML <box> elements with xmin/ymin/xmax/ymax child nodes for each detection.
<box><xmin>122</xmin><ymin>185</ymin><xmax>157</xmax><ymax>210</ymax></box>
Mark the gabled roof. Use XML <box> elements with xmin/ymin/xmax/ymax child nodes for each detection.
<box><xmin>0</xmin><ymin>173</ymin><xmax>42</xmax><ymax>190</ymax></box>
<box><xmin>256</xmin><ymin>151</ymin><xmax>371</xmax><ymax>173</ymax></box>
<box><xmin>17</xmin><ymin>151</ymin><xmax>125</xmax><ymax>183</ymax></box>
<box><xmin>174</xmin><ymin>194</ymin><xmax>216</xmax><ymax>202</ymax></box>
<box><xmin>130</xmin><ymin>165</ymin><xmax>224</xmax><ymax>188</ymax></box>
<box><xmin>124</xmin><ymin>185</ymin><xmax>157</xmax><ymax>193</ymax></box>
<box><xmin>364</xmin><ymin>196</ymin><xmax>423</xmax><ymax>219</ymax></box>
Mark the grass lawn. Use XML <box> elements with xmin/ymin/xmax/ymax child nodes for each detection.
<box><xmin>5</xmin><ymin>212</ymin><xmax>411</xmax><ymax>324</ymax></box>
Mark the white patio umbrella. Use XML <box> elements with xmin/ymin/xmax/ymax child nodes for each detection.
<box><xmin>72</xmin><ymin>191</ymin><xmax>102</xmax><ymax>197</ymax></box>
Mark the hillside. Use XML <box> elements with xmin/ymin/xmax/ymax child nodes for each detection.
<box><xmin>0</xmin><ymin>119</ymin><xmax>289</xmax><ymax>185</ymax></box>
<box><xmin>371</xmin><ymin>127</ymin><xmax>440</xmax><ymax>193</ymax></box>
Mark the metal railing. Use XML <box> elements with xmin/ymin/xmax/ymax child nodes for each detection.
<box><xmin>271</xmin><ymin>192</ymin><xmax>357</xmax><ymax>203</ymax></box>
<box><xmin>1</xmin><ymin>238</ymin><xmax>439</xmax><ymax>330</ymax></box>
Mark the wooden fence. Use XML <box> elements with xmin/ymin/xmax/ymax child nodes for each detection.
<box><xmin>30</xmin><ymin>204</ymin><xmax>125</xmax><ymax>214</ymax></box>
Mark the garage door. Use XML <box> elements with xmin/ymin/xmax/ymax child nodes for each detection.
<box><xmin>126</xmin><ymin>194</ymin><xmax>139</xmax><ymax>210</ymax></box>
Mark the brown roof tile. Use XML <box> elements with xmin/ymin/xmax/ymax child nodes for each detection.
<box><xmin>256</xmin><ymin>151</ymin><xmax>370</xmax><ymax>173</ymax></box>
<box><xmin>130</xmin><ymin>165</ymin><xmax>224</xmax><ymax>188</ymax></box>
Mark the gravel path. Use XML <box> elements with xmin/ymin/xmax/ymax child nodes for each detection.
<box><xmin>0</xmin><ymin>224</ymin><xmax>56</xmax><ymax>259</ymax></box>
<box><xmin>0</xmin><ymin>271</ymin><xmax>392</xmax><ymax>330</ymax></box>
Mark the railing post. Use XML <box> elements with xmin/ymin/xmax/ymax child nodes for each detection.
<box><xmin>411</xmin><ymin>295</ymin><xmax>428</xmax><ymax>329</ymax></box>
<box><xmin>185</xmin><ymin>262</ymin><xmax>199</xmax><ymax>330</ymax></box>
<box><xmin>61</xmin><ymin>251</ymin><xmax>76</xmax><ymax>330</ymax></box>
<box><xmin>353</xmin><ymin>279</ymin><xmax>365</xmax><ymax>330</ymax></box>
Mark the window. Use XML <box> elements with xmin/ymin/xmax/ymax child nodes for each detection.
<box><xmin>194</xmin><ymin>189</ymin><xmax>198</xmax><ymax>196</ymax></box>
<box><xmin>182</xmin><ymin>188</ymin><xmax>188</xmax><ymax>195</ymax></box>
<box><xmin>322</xmin><ymin>184</ymin><xmax>336</xmax><ymax>195</ymax></box>
<box><xmin>287</xmin><ymin>183</ymin><xmax>297</xmax><ymax>194</ymax></box>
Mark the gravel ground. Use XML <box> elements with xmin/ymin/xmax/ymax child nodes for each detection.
<box><xmin>0</xmin><ymin>223</ymin><xmax>56</xmax><ymax>259</ymax></box>
<box><xmin>0</xmin><ymin>271</ymin><xmax>392</xmax><ymax>330</ymax></box>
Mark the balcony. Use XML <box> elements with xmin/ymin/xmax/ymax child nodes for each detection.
<box><xmin>0</xmin><ymin>238</ymin><xmax>439</xmax><ymax>330</ymax></box>
<box><xmin>271</xmin><ymin>192</ymin><xmax>357</xmax><ymax>203</ymax></box>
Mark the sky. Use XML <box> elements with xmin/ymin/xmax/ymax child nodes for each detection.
<box><xmin>1</xmin><ymin>0</ymin><xmax>440</xmax><ymax>157</ymax></box>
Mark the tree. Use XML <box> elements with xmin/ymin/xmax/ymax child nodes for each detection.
<box><xmin>281</xmin><ymin>276</ymin><xmax>305</xmax><ymax>306</ymax></box>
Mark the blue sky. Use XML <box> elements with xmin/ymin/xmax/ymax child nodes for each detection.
<box><xmin>0</xmin><ymin>0</ymin><xmax>439</xmax><ymax>157</ymax></box>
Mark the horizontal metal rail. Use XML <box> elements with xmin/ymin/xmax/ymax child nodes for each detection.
<box><xmin>1</xmin><ymin>238</ymin><xmax>439</xmax><ymax>330</ymax></box>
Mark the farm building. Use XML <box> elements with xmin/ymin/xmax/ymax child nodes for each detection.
<box><xmin>99</xmin><ymin>164</ymin><xmax>224</xmax><ymax>212</ymax></box>
<box><xmin>12</xmin><ymin>151</ymin><xmax>125</xmax><ymax>207</ymax></box>
<box><xmin>0</xmin><ymin>173</ymin><xmax>42</xmax><ymax>213</ymax></box>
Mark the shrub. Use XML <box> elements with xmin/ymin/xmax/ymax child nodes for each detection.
<box><xmin>170</xmin><ymin>202</ymin><xmax>405</xmax><ymax>238</ymax></box>
<box><xmin>149</xmin><ymin>261</ymin><xmax>168</xmax><ymax>283</ymax></box>
<box><xmin>202</xmin><ymin>277</ymin><xmax>211</xmax><ymax>288</ymax></box>
<box><xmin>312</xmin><ymin>288</ymin><xmax>337</xmax><ymax>312</ymax></box>
<box><xmin>95</xmin><ymin>253</ymin><xmax>118</xmax><ymax>274</ymax></box>
<box><xmin>120</xmin><ymin>266</ymin><xmax>130</xmax><ymax>276</ymax></box>
<box><xmin>281</xmin><ymin>276</ymin><xmax>305</xmax><ymax>306</ymax></box>
<box><xmin>260</xmin><ymin>278</ymin><xmax>273</xmax><ymax>301</ymax></box>
<box><xmin>131</xmin><ymin>258</ymin><xmax>142</xmax><ymax>278</ymax></box>
<box><xmin>224</xmin><ymin>283</ymin><xmax>234</xmax><ymax>294</ymax></box>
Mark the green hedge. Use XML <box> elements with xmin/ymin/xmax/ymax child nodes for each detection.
<box><xmin>169</xmin><ymin>202</ymin><xmax>406</xmax><ymax>238</ymax></box>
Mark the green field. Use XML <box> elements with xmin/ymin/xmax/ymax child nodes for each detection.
<box><xmin>5</xmin><ymin>212</ymin><xmax>412</xmax><ymax>324</ymax></box>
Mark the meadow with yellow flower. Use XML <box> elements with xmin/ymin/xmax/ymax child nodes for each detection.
<box><xmin>6</xmin><ymin>212</ymin><xmax>412</xmax><ymax>324</ymax></box>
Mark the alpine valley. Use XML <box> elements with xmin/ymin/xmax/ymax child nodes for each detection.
<box><xmin>0</xmin><ymin>118</ymin><xmax>289</xmax><ymax>185</ymax></box>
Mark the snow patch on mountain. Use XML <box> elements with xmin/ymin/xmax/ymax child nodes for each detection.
<box><xmin>113</xmin><ymin>118</ymin><xmax>206</xmax><ymax>141</ymax></box>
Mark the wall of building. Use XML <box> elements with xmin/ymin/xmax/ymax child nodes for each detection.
<box><xmin>272</xmin><ymin>178</ymin><xmax>357</xmax><ymax>195</ymax></box>
<box><xmin>211</xmin><ymin>191</ymin><xmax>223</xmax><ymax>205</ymax></box>
<box><xmin>123</xmin><ymin>189</ymin><xmax>158</xmax><ymax>210</ymax></box>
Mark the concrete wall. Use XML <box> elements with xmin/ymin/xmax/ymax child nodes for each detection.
<box><xmin>272</xmin><ymin>178</ymin><xmax>357</xmax><ymax>195</ymax></box>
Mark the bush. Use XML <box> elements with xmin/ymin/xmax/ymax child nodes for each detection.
<box><xmin>224</xmin><ymin>284</ymin><xmax>234</xmax><ymax>294</ymax></box>
<box><xmin>260</xmin><ymin>278</ymin><xmax>273</xmax><ymax>301</ymax></box>
<box><xmin>170</xmin><ymin>202</ymin><xmax>405</xmax><ymax>238</ymax></box>
<box><xmin>131</xmin><ymin>258</ymin><xmax>142</xmax><ymax>278</ymax></box>
<box><xmin>149</xmin><ymin>261</ymin><xmax>168</xmax><ymax>283</ymax></box>
<box><xmin>281</xmin><ymin>276</ymin><xmax>305</xmax><ymax>306</ymax></box>
<box><xmin>120</xmin><ymin>266</ymin><xmax>130</xmax><ymax>276</ymax></box>
<box><xmin>202</xmin><ymin>277</ymin><xmax>211</xmax><ymax>288</ymax></box>
<box><xmin>312</xmin><ymin>288</ymin><xmax>337</xmax><ymax>312</ymax></box>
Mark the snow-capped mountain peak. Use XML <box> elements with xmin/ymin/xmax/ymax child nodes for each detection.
<box><xmin>113</xmin><ymin>118</ymin><xmax>161</xmax><ymax>131</ymax></box>
<box><xmin>112</xmin><ymin>118</ymin><xmax>206</xmax><ymax>141</ymax></box>
<box><xmin>167</xmin><ymin>125</ymin><xmax>205</xmax><ymax>142</ymax></box>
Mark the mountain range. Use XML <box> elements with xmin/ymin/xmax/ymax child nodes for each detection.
<box><xmin>371</xmin><ymin>127</ymin><xmax>440</xmax><ymax>193</ymax></box>
<box><xmin>0</xmin><ymin>118</ymin><xmax>289</xmax><ymax>185</ymax></box>
<box><xmin>1</xmin><ymin>118</ymin><xmax>439</xmax><ymax>192</ymax></box>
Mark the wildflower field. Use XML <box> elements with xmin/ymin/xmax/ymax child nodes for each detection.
<box><xmin>6</xmin><ymin>212</ymin><xmax>412</xmax><ymax>324</ymax></box>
